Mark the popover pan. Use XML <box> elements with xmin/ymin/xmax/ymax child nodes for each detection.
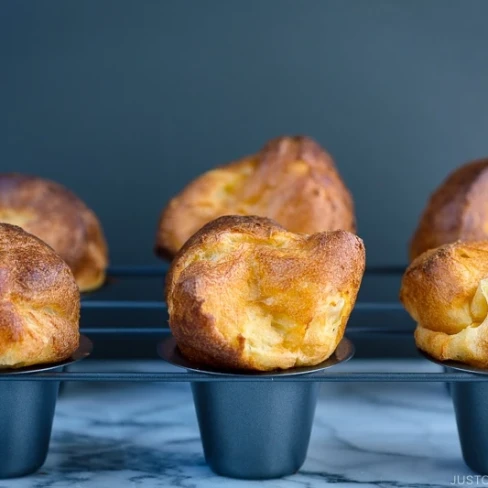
<box><xmin>420</xmin><ymin>350</ymin><xmax>488</xmax><ymax>475</ymax></box>
<box><xmin>0</xmin><ymin>335</ymin><xmax>92</xmax><ymax>479</ymax></box>
<box><xmin>159</xmin><ymin>336</ymin><xmax>354</xmax><ymax>480</ymax></box>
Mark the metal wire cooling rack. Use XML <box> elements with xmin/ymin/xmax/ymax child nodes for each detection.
<box><xmin>2</xmin><ymin>265</ymin><xmax>486</xmax><ymax>383</ymax></box>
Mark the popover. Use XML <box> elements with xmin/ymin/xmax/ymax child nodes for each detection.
<box><xmin>411</xmin><ymin>158</ymin><xmax>488</xmax><ymax>260</ymax></box>
<box><xmin>166</xmin><ymin>215</ymin><xmax>365</xmax><ymax>371</ymax></box>
<box><xmin>0</xmin><ymin>223</ymin><xmax>80</xmax><ymax>369</ymax></box>
<box><xmin>156</xmin><ymin>135</ymin><xmax>355</xmax><ymax>258</ymax></box>
<box><xmin>0</xmin><ymin>173</ymin><xmax>108</xmax><ymax>292</ymax></box>
<box><xmin>401</xmin><ymin>241</ymin><xmax>488</xmax><ymax>367</ymax></box>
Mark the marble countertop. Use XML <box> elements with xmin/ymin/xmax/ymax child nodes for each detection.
<box><xmin>3</xmin><ymin>359</ymin><xmax>472</xmax><ymax>488</ymax></box>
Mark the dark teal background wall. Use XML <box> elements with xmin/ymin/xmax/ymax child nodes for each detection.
<box><xmin>2</xmin><ymin>0</ymin><xmax>488</xmax><ymax>266</ymax></box>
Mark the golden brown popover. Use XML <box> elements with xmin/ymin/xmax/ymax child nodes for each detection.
<box><xmin>156</xmin><ymin>135</ymin><xmax>355</xmax><ymax>258</ymax></box>
<box><xmin>0</xmin><ymin>174</ymin><xmax>108</xmax><ymax>292</ymax></box>
<box><xmin>166</xmin><ymin>215</ymin><xmax>365</xmax><ymax>371</ymax></box>
<box><xmin>0</xmin><ymin>223</ymin><xmax>80</xmax><ymax>368</ymax></box>
<box><xmin>410</xmin><ymin>158</ymin><xmax>488</xmax><ymax>260</ymax></box>
<box><xmin>401</xmin><ymin>241</ymin><xmax>488</xmax><ymax>367</ymax></box>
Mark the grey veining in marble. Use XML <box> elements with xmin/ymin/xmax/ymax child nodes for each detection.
<box><xmin>0</xmin><ymin>360</ymin><xmax>474</xmax><ymax>488</ymax></box>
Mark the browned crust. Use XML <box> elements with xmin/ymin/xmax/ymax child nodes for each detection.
<box><xmin>156</xmin><ymin>136</ymin><xmax>356</xmax><ymax>258</ymax></box>
<box><xmin>0</xmin><ymin>174</ymin><xmax>108</xmax><ymax>292</ymax></box>
<box><xmin>410</xmin><ymin>158</ymin><xmax>488</xmax><ymax>260</ymax></box>
<box><xmin>166</xmin><ymin>215</ymin><xmax>365</xmax><ymax>371</ymax></box>
<box><xmin>0</xmin><ymin>223</ymin><xmax>80</xmax><ymax>368</ymax></box>
<box><xmin>400</xmin><ymin>241</ymin><xmax>488</xmax><ymax>366</ymax></box>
